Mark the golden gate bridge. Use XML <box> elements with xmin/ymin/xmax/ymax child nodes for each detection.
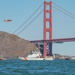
<box><xmin>13</xmin><ymin>0</ymin><xmax>75</xmax><ymax>57</ymax></box>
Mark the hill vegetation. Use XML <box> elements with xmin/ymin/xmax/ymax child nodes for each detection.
<box><xmin>0</xmin><ymin>31</ymin><xmax>36</xmax><ymax>58</ymax></box>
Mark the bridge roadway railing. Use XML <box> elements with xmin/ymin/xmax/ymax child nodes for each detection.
<box><xmin>30</xmin><ymin>38</ymin><xmax>75</xmax><ymax>43</ymax></box>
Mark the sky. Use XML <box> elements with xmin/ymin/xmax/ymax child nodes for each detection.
<box><xmin>0</xmin><ymin>0</ymin><xmax>75</xmax><ymax>56</ymax></box>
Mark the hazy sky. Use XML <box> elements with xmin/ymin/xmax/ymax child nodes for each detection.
<box><xmin>0</xmin><ymin>0</ymin><xmax>75</xmax><ymax>56</ymax></box>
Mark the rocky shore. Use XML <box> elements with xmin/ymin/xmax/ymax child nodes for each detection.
<box><xmin>54</xmin><ymin>54</ymin><xmax>75</xmax><ymax>60</ymax></box>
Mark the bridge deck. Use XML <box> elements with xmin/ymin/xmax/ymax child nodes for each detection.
<box><xmin>30</xmin><ymin>38</ymin><xmax>75</xmax><ymax>43</ymax></box>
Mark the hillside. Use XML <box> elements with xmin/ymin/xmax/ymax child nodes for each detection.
<box><xmin>0</xmin><ymin>31</ymin><xmax>36</xmax><ymax>58</ymax></box>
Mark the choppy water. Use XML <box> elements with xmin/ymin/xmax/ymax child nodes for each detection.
<box><xmin>0</xmin><ymin>59</ymin><xmax>75</xmax><ymax>75</ymax></box>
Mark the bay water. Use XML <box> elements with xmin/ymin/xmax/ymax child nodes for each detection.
<box><xmin>0</xmin><ymin>59</ymin><xmax>75</xmax><ymax>75</ymax></box>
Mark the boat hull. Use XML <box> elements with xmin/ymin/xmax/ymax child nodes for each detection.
<box><xmin>18</xmin><ymin>57</ymin><xmax>54</xmax><ymax>60</ymax></box>
<box><xmin>26</xmin><ymin>57</ymin><xmax>44</xmax><ymax>60</ymax></box>
<box><xmin>26</xmin><ymin>58</ymin><xmax>54</xmax><ymax>60</ymax></box>
<box><xmin>0</xmin><ymin>58</ymin><xmax>6</xmax><ymax>60</ymax></box>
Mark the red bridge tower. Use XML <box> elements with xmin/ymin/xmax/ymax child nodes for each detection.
<box><xmin>43</xmin><ymin>0</ymin><xmax>52</xmax><ymax>57</ymax></box>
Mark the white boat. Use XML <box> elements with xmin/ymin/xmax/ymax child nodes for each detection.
<box><xmin>18</xmin><ymin>50</ymin><xmax>54</xmax><ymax>60</ymax></box>
<box><xmin>26</xmin><ymin>57</ymin><xmax>44</xmax><ymax>60</ymax></box>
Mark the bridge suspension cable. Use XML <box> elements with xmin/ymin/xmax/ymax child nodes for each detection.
<box><xmin>17</xmin><ymin>9</ymin><xmax>43</xmax><ymax>35</ymax></box>
<box><xmin>53</xmin><ymin>6</ymin><xmax>75</xmax><ymax>18</ymax></box>
<box><xmin>53</xmin><ymin>2</ymin><xmax>75</xmax><ymax>18</ymax></box>
<box><xmin>12</xmin><ymin>2</ymin><xmax>44</xmax><ymax>34</ymax></box>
